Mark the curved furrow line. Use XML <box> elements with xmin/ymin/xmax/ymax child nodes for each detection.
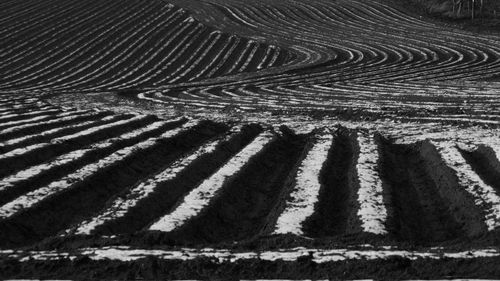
<box><xmin>62</xmin><ymin>10</ymin><xmax>189</xmax><ymax>89</ymax></box>
<box><xmin>0</xmin><ymin>2</ymin><xmax>163</xmax><ymax>89</ymax></box>
<box><xmin>0</xmin><ymin>0</ymin><xmax>91</xmax><ymax>45</ymax></box>
<box><xmin>0</xmin><ymin>0</ymin><xmax>121</xmax><ymax>69</ymax></box>
<box><xmin>0</xmin><ymin>0</ymin><xmax>154</xmax><ymax>84</ymax></box>
<box><xmin>0</xmin><ymin>0</ymin><xmax>50</xmax><ymax>15</ymax></box>
<box><xmin>23</xmin><ymin>4</ymin><xmax>180</xmax><ymax>90</ymax></box>
<box><xmin>0</xmin><ymin>0</ymin><xmax>81</xmax><ymax>32</ymax></box>
<box><xmin>148</xmin><ymin>0</ymin><xmax>500</xmax><ymax>91</ymax></box>
<box><xmin>91</xmin><ymin>17</ymin><xmax>199</xmax><ymax>89</ymax></box>
<box><xmin>1</xmin><ymin>1</ymin><xmax>294</xmax><ymax>91</ymax></box>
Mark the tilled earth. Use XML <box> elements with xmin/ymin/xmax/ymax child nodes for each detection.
<box><xmin>2</xmin><ymin>0</ymin><xmax>500</xmax><ymax>279</ymax></box>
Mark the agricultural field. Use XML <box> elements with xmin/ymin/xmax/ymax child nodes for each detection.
<box><xmin>2</xmin><ymin>0</ymin><xmax>500</xmax><ymax>279</ymax></box>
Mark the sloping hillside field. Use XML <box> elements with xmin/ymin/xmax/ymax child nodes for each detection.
<box><xmin>2</xmin><ymin>0</ymin><xmax>500</xmax><ymax>279</ymax></box>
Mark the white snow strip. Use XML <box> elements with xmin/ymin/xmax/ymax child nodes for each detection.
<box><xmin>0</xmin><ymin>107</ymin><xmax>59</xmax><ymax>122</ymax></box>
<box><xmin>437</xmin><ymin>142</ymin><xmax>500</xmax><ymax>231</ymax></box>
<box><xmin>0</xmin><ymin>117</ymin><xmax>108</xmax><ymax>148</ymax></box>
<box><xmin>355</xmin><ymin>133</ymin><xmax>388</xmax><ymax>235</ymax></box>
<box><xmin>71</xmin><ymin>130</ymin><xmax>235</xmax><ymax>235</ymax></box>
<box><xmin>3</xmin><ymin>246</ymin><xmax>500</xmax><ymax>263</ymax></box>
<box><xmin>54</xmin><ymin>115</ymin><xmax>147</xmax><ymax>142</ymax></box>
<box><xmin>149</xmin><ymin>132</ymin><xmax>274</xmax><ymax>232</ymax></box>
<box><xmin>0</xmin><ymin>110</ymin><xmax>93</xmax><ymax>135</ymax></box>
<box><xmin>273</xmin><ymin>132</ymin><xmax>334</xmax><ymax>235</ymax></box>
<box><xmin>0</xmin><ymin>103</ymin><xmax>47</xmax><ymax>115</ymax></box>
<box><xmin>0</xmin><ymin>121</ymin><xmax>172</xmax><ymax>192</ymax></box>
<box><xmin>0</xmin><ymin>114</ymin><xmax>62</xmax><ymax>129</ymax></box>
<box><xmin>0</xmin><ymin>121</ymin><xmax>198</xmax><ymax>219</ymax></box>
<box><xmin>0</xmin><ymin>115</ymin><xmax>142</xmax><ymax>161</ymax></box>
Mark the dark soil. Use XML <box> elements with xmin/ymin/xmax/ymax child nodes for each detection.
<box><xmin>92</xmin><ymin>123</ymin><xmax>263</xmax><ymax>235</ymax></box>
<box><xmin>2</xmin><ymin>255</ymin><xmax>500</xmax><ymax>280</ymax></box>
<box><xmin>0</xmin><ymin>118</ymin><xmax>187</xmax><ymax>207</ymax></box>
<box><xmin>460</xmin><ymin>145</ymin><xmax>500</xmax><ymax>193</ymax></box>
<box><xmin>0</xmin><ymin>111</ymin><xmax>112</xmax><ymax>143</ymax></box>
<box><xmin>302</xmin><ymin>128</ymin><xmax>354</xmax><ymax>237</ymax></box>
<box><xmin>0</xmin><ymin>114</ymin><xmax>151</xmax><ymax>178</ymax></box>
<box><xmin>0</xmin><ymin>120</ymin><xmax>228</xmax><ymax>248</ymax></box>
<box><xmin>378</xmin><ymin>136</ymin><xmax>463</xmax><ymax>244</ymax></box>
<box><xmin>419</xmin><ymin>141</ymin><xmax>488</xmax><ymax>237</ymax></box>
<box><xmin>148</xmin><ymin>128</ymin><xmax>308</xmax><ymax>244</ymax></box>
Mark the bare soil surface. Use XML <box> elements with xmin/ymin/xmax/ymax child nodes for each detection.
<box><xmin>2</xmin><ymin>0</ymin><xmax>500</xmax><ymax>278</ymax></box>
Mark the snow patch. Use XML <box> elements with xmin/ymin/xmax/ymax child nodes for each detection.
<box><xmin>149</xmin><ymin>132</ymin><xmax>274</xmax><ymax>232</ymax></box>
<box><xmin>436</xmin><ymin>142</ymin><xmax>500</xmax><ymax>231</ymax></box>
<box><xmin>0</xmin><ymin>121</ymin><xmax>198</xmax><ymax>218</ymax></box>
<box><xmin>273</xmin><ymin>132</ymin><xmax>334</xmax><ymax>235</ymax></box>
<box><xmin>71</xmin><ymin>130</ymin><xmax>235</xmax><ymax>235</ymax></box>
<box><xmin>5</xmin><ymin>246</ymin><xmax>500</xmax><ymax>263</ymax></box>
<box><xmin>355</xmin><ymin>133</ymin><xmax>388</xmax><ymax>235</ymax></box>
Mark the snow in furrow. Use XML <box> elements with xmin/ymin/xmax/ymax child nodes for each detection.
<box><xmin>0</xmin><ymin>121</ymin><xmax>198</xmax><ymax>219</ymax></box>
<box><xmin>72</xmin><ymin>130</ymin><xmax>236</xmax><ymax>235</ymax></box>
<box><xmin>355</xmin><ymin>133</ymin><xmax>388</xmax><ymax>235</ymax></box>
<box><xmin>0</xmin><ymin>110</ymin><xmax>93</xmax><ymax>135</ymax></box>
<box><xmin>0</xmin><ymin>115</ymin><xmax>140</xmax><ymax>161</ymax></box>
<box><xmin>0</xmin><ymin>117</ymin><xmax>109</xmax><ymax>147</ymax></box>
<box><xmin>0</xmin><ymin>97</ymin><xmax>39</xmax><ymax>104</ymax></box>
<box><xmin>5</xmin><ymin>246</ymin><xmax>500</xmax><ymax>263</ymax></box>
<box><xmin>149</xmin><ymin>132</ymin><xmax>274</xmax><ymax>232</ymax></box>
<box><xmin>273</xmin><ymin>132</ymin><xmax>334</xmax><ymax>235</ymax></box>
<box><xmin>0</xmin><ymin>103</ymin><xmax>47</xmax><ymax>115</ymax></box>
<box><xmin>0</xmin><ymin>113</ymin><xmax>64</xmax><ymax>129</ymax></box>
<box><xmin>0</xmin><ymin>121</ymin><xmax>171</xmax><ymax>192</ymax></box>
<box><xmin>0</xmin><ymin>107</ymin><xmax>58</xmax><ymax>121</ymax></box>
<box><xmin>437</xmin><ymin>142</ymin><xmax>500</xmax><ymax>231</ymax></box>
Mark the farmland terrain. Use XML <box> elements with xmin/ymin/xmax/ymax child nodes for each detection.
<box><xmin>1</xmin><ymin>0</ymin><xmax>500</xmax><ymax>279</ymax></box>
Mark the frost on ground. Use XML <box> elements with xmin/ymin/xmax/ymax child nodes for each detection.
<box><xmin>71</xmin><ymin>131</ymin><xmax>234</xmax><ymax>235</ymax></box>
<box><xmin>355</xmin><ymin>133</ymin><xmax>388</xmax><ymax>235</ymax></box>
<box><xmin>0</xmin><ymin>114</ymin><xmax>143</xmax><ymax>160</ymax></box>
<box><xmin>0</xmin><ymin>120</ymin><xmax>173</xmax><ymax>192</ymax></box>
<box><xmin>149</xmin><ymin>132</ymin><xmax>274</xmax><ymax>232</ymax></box>
<box><xmin>436</xmin><ymin>141</ymin><xmax>500</xmax><ymax>231</ymax></box>
<box><xmin>273</xmin><ymin>131</ymin><xmax>333</xmax><ymax>235</ymax></box>
<box><xmin>0</xmin><ymin>121</ymin><xmax>198</xmax><ymax>218</ymax></box>
<box><xmin>3</xmin><ymin>246</ymin><xmax>500</xmax><ymax>263</ymax></box>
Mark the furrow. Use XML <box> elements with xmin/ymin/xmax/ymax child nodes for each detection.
<box><xmin>302</xmin><ymin>128</ymin><xmax>355</xmax><ymax>237</ymax></box>
<box><xmin>353</xmin><ymin>132</ymin><xmax>388</xmax><ymax>235</ymax></box>
<box><xmin>0</xmin><ymin>119</ymin><xmax>185</xmax><ymax>206</ymax></box>
<box><xmin>378</xmin><ymin>137</ymin><xmax>463</xmax><ymax>243</ymax></box>
<box><xmin>70</xmin><ymin>127</ymin><xmax>245</xmax><ymax>235</ymax></box>
<box><xmin>436</xmin><ymin>142</ymin><xmax>500</xmax><ymax>231</ymax></box>
<box><xmin>273</xmin><ymin>131</ymin><xmax>333</xmax><ymax>235</ymax></box>
<box><xmin>0</xmin><ymin>115</ymin><xmax>120</xmax><ymax>152</ymax></box>
<box><xmin>0</xmin><ymin>120</ymin><xmax>229</xmax><ymax>247</ymax></box>
<box><xmin>0</xmin><ymin>121</ymin><xmax>200</xmax><ymax>219</ymax></box>
<box><xmin>149</xmin><ymin>131</ymin><xmax>275</xmax><ymax>234</ymax></box>
<box><xmin>0</xmin><ymin>115</ymin><xmax>153</xmax><ymax>177</ymax></box>
<box><xmin>0</xmin><ymin>110</ymin><xmax>107</xmax><ymax>141</ymax></box>
<box><xmin>84</xmin><ymin>124</ymin><xmax>263</xmax><ymax>236</ymax></box>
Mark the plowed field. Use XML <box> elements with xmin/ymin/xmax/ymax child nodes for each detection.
<box><xmin>2</xmin><ymin>0</ymin><xmax>500</xmax><ymax>279</ymax></box>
